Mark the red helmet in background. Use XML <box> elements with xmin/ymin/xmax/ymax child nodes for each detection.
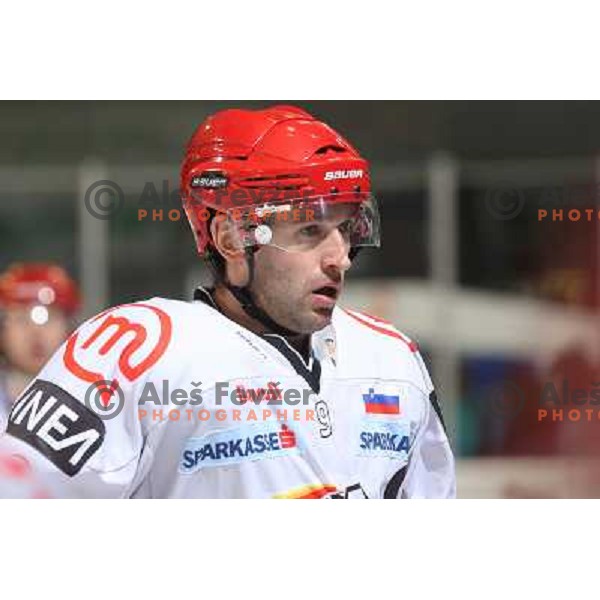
<box><xmin>180</xmin><ymin>105</ymin><xmax>375</xmax><ymax>256</ymax></box>
<box><xmin>0</xmin><ymin>263</ymin><xmax>81</xmax><ymax>316</ymax></box>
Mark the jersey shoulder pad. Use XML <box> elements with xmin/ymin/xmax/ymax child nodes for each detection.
<box><xmin>336</xmin><ymin>307</ymin><xmax>433</xmax><ymax>393</ymax></box>
<box><xmin>339</xmin><ymin>307</ymin><xmax>419</xmax><ymax>352</ymax></box>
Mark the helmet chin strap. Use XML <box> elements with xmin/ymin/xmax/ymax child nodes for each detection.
<box><xmin>224</xmin><ymin>248</ymin><xmax>301</xmax><ymax>338</ymax></box>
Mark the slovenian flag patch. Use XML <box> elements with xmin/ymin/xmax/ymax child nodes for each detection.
<box><xmin>362</xmin><ymin>388</ymin><xmax>400</xmax><ymax>415</ymax></box>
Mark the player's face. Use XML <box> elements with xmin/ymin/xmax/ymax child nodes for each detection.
<box><xmin>251</xmin><ymin>206</ymin><xmax>354</xmax><ymax>334</ymax></box>
<box><xmin>0</xmin><ymin>306</ymin><xmax>70</xmax><ymax>375</ymax></box>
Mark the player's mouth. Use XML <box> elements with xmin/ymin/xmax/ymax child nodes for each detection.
<box><xmin>311</xmin><ymin>284</ymin><xmax>340</xmax><ymax>309</ymax></box>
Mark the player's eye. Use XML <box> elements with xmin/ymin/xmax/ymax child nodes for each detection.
<box><xmin>298</xmin><ymin>224</ymin><xmax>322</xmax><ymax>238</ymax></box>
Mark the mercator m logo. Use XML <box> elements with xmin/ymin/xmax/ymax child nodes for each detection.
<box><xmin>63</xmin><ymin>303</ymin><xmax>172</xmax><ymax>409</ymax></box>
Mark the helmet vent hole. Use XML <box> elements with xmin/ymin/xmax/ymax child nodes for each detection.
<box><xmin>314</xmin><ymin>145</ymin><xmax>346</xmax><ymax>155</ymax></box>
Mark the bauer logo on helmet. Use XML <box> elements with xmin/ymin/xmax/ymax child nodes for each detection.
<box><xmin>324</xmin><ymin>169</ymin><xmax>364</xmax><ymax>182</ymax></box>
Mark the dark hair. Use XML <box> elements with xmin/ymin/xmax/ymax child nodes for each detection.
<box><xmin>201</xmin><ymin>208</ymin><xmax>226</xmax><ymax>283</ymax></box>
<box><xmin>205</xmin><ymin>246</ymin><xmax>227</xmax><ymax>282</ymax></box>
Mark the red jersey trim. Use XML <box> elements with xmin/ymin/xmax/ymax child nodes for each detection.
<box><xmin>343</xmin><ymin>309</ymin><xmax>419</xmax><ymax>353</ymax></box>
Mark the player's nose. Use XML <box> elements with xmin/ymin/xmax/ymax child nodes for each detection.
<box><xmin>321</xmin><ymin>229</ymin><xmax>352</xmax><ymax>273</ymax></box>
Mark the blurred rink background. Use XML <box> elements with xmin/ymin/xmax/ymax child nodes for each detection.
<box><xmin>3</xmin><ymin>100</ymin><xmax>600</xmax><ymax>498</ymax></box>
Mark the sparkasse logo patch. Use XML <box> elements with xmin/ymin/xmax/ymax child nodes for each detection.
<box><xmin>180</xmin><ymin>423</ymin><xmax>300</xmax><ymax>473</ymax></box>
<box><xmin>358</xmin><ymin>420</ymin><xmax>411</xmax><ymax>459</ymax></box>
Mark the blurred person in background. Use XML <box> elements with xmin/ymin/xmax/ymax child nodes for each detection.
<box><xmin>0</xmin><ymin>263</ymin><xmax>80</xmax><ymax>431</ymax></box>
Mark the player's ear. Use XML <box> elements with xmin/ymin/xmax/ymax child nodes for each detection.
<box><xmin>210</xmin><ymin>215</ymin><xmax>249</xmax><ymax>286</ymax></box>
<box><xmin>210</xmin><ymin>214</ymin><xmax>245</xmax><ymax>261</ymax></box>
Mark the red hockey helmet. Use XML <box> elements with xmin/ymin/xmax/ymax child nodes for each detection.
<box><xmin>180</xmin><ymin>105</ymin><xmax>379</xmax><ymax>256</ymax></box>
<box><xmin>0</xmin><ymin>263</ymin><xmax>81</xmax><ymax>316</ymax></box>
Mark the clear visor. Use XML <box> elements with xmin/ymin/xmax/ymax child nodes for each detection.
<box><xmin>223</xmin><ymin>193</ymin><xmax>380</xmax><ymax>253</ymax></box>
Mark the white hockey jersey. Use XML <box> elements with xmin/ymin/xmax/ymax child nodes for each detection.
<box><xmin>0</xmin><ymin>289</ymin><xmax>455</xmax><ymax>498</ymax></box>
